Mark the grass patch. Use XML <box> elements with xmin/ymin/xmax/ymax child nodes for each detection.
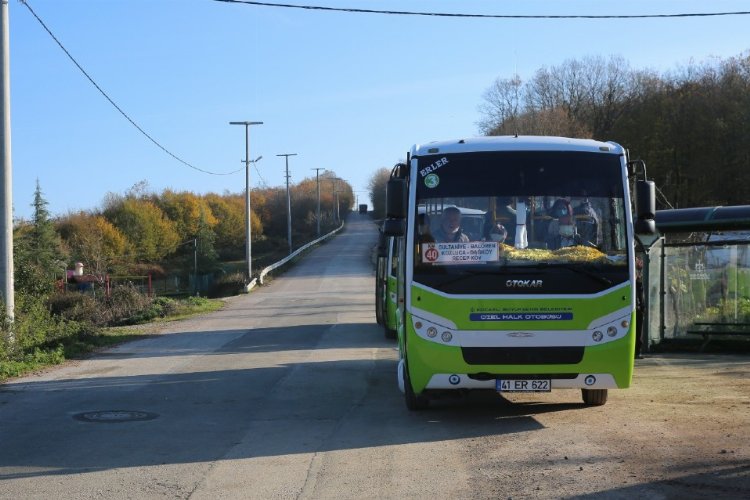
<box><xmin>0</xmin><ymin>346</ymin><xmax>65</xmax><ymax>379</ymax></box>
<box><xmin>158</xmin><ymin>296</ymin><xmax>225</xmax><ymax>320</ymax></box>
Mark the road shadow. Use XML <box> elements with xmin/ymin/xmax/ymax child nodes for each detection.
<box><xmin>572</xmin><ymin>461</ymin><xmax>750</xmax><ymax>498</ymax></box>
<box><xmin>0</xmin><ymin>353</ymin><xmax>592</xmax><ymax>481</ymax></box>
<box><xmin>68</xmin><ymin>323</ymin><xmax>394</xmax><ymax>361</ymax></box>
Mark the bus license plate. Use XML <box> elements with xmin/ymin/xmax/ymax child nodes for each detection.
<box><xmin>496</xmin><ymin>379</ymin><xmax>551</xmax><ymax>392</ymax></box>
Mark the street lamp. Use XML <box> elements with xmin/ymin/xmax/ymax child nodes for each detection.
<box><xmin>229</xmin><ymin>120</ymin><xmax>263</xmax><ymax>283</ymax></box>
<box><xmin>277</xmin><ymin>153</ymin><xmax>297</xmax><ymax>254</ymax></box>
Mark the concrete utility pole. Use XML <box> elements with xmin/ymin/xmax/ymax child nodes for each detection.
<box><xmin>311</xmin><ymin>168</ymin><xmax>325</xmax><ymax>237</ymax></box>
<box><xmin>333</xmin><ymin>177</ymin><xmax>343</xmax><ymax>224</ymax></box>
<box><xmin>277</xmin><ymin>153</ymin><xmax>297</xmax><ymax>254</ymax></box>
<box><xmin>1</xmin><ymin>0</ymin><xmax>14</xmax><ymax>324</ymax></box>
<box><xmin>229</xmin><ymin>121</ymin><xmax>263</xmax><ymax>283</ymax></box>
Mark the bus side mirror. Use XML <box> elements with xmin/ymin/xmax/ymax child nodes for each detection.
<box><xmin>635</xmin><ymin>180</ymin><xmax>656</xmax><ymax>235</ymax></box>
<box><xmin>386</xmin><ymin>178</ymin><xmax>407</xmax><ymax>219</ymax></box>
<box><xmin>377</xmin><ymin>233</ymin><xmax>388</xmax><ymax>257</ymax></box>
<box><xmin>383</xmin><ymin>219</ymin><xmax>405</xmax><ymax>237</ymax></box>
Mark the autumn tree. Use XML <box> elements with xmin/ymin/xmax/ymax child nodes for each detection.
<box><xmin>204</xmin><ymin>193</ymin><xmax>260</xmax><ymax>260</ymax></box>
<box><xmin>611</xmin><ymin>52</ymin><xmax>750</xmax><ymax>208</ymax></box>
<box><xmin>156</xmin><ymin>190</ymin><xmax>218</xmax><ymax>242</ymax></box>
<box><xmin>368</xmin><ymin>167</ymin><xmax>390</xmax><ymax>219</ymax></box>
<box><xmin>103</xmin><ymin>197</ymin><xmax>180</xmax><ymax>262</ymax></box>
<box><xmin>57</xmin><ymin>211</ymin><xmax>128</xmax><ymax>277</ymax></box>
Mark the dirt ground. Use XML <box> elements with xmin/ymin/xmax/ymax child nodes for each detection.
<box><xmin>461</xmin><ymin>352</ymin><xmax>750</xmax><ymax>499</ymax></box>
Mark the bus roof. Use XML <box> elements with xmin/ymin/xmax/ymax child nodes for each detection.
<box><xmin>411</xmin><ymin>136</ymin><xmax>624</xmax><ymax>157</ymax></box>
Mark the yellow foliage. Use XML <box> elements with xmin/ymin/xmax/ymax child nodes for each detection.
<box><xmin>502</xmin><ymin>244</ymin><xmax>617</xmax><ymax>264</ymax></box>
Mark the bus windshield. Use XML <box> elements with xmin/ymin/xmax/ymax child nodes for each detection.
<box><xmin>413</xmin><ymin>150</ymin><xmax>629</xmax><ymax>294</ymax></box>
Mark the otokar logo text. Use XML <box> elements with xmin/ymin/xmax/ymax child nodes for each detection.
<box><xmin>506</xmin><ymin>279</ymin><xmax>543</xmax><ymax>288</ymax></box>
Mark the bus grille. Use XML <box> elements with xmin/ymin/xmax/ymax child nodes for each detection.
<box><xmin>461</xmin><ymin>347</ymin><xmax>584</xmax><ymax>365</ymax></box>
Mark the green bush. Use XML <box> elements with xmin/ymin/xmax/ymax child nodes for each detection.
<box><xmin>47</xmin><ymin>291</ymin><xmax>100</xmax><ymax>325</ymax></box>
<box><xmin>102</xmin><ymin>283</ymin><xmax>156</xmax><ymax>325</ymax></box>
<box><xmin>184</xmin><ymin>296</ymin><xmax>211</xmax><ymax>307</ymax></box>
<box><xmin>128</xmin><ymin>295</ymin><xmax>177</xmax><ymax>324</ymax></box>
<box><xmin>0</xmin><ymin>293</ymin><xmax>89</xmax><ymax>364</ymax></box>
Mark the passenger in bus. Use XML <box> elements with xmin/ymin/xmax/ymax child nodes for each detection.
<box><xmin>546</xmin><ymin>199</ymin><xmax>585</xmax><ymax>249</ymax></box>
<box><xmin>434</xmin><ymin>206</ymin><xmax>469</xmax><ymax>242</ymax></box>
<box><xmin>482</xmin><ymin>212</ymin><xmax>508</xmax><ymax>243</ymax></box>
<box><xmin>495</xmin><ymin>197</ymin><xmax>517</xmax><ymax>242</ymax></box>
<box><xmin>574</xmin><ymin>198</ymin><xmax>601</xmax><ymax>247</ymax></box>
<box><xmin>417</xmin><ymin>213</ymin><xmax>435</xmax><ymax>243</ymax></box>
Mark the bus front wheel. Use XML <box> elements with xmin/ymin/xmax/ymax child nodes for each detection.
<box><xmin>581</xmin><ymin>388</ymin><xmax>608</xmax><ymax>406</ymax></box>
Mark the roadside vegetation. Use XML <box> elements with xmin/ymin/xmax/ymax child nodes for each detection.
<box><xmin>2</xmin><ymin>173</ymin><xmax>354</xmax><ymax>381</ymax></box>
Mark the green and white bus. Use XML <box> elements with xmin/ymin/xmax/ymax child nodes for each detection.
<box><xmin>383</xmin><ymin>136</ymin><xmax>655</xmax><ymax>409</ymax></box>
<box><xmin>376</xmin><ymin>231</ymin><xmax>399</xmax><ymax>339</ymax></box>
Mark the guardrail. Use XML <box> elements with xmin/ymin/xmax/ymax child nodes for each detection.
<box><xmin>246</xmin><ymin>222</ymin><xmax>345</xmax><ymax>291</ymax></box>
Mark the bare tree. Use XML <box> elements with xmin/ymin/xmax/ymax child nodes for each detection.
<box><xmin>477</xmin><ymin>74</ymin><xmax>523</xmax><ymax>135</ymax></box>
<box><xmin>480</xmin><ymin>56</ymin><xmax>640</xmax><ymax>139</ymax></box>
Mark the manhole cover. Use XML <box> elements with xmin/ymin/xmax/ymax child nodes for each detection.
<box><xmin>73</xmin><ymin>410</ymin><xmax>159</xmax><ymax>423</ymax></box>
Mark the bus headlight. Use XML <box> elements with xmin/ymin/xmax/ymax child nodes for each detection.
<box><xmin>426</xmin><ymin>327</ymin><xmax>438</xmax><ymax>338</ymax></box>
<box><xmin>592</xmin><ymin>331</ymin><xmax>603</xmax><ymax>342</ymax></box>
<box><xmin>441</xmin><ymin>331</ymin><xmax>453</xmax><ymax>343</ymax></box>
<box><xmin>607</xmin><ymin>326</ymin><xmax>618</xmax><ymax>337</ymax></box>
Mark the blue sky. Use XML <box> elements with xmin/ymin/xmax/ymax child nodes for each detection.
<box><xmin>9</xmin><ymin>0</ymin><xmax>750</xmax><ymax>219</ymax></box>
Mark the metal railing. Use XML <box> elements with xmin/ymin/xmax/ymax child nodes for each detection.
<box><xmin>246</xmin><ymin>222</ymin><xmax>345</xmax><ymax>291</ymax></box>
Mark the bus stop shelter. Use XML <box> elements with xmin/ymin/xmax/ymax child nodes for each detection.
<box><xmin>641</xmin><ymin>205</ymin><xmax>750</xmax><ymax>350</ymax></box>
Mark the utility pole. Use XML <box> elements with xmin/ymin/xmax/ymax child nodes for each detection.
<box><xmin>277</xmin><ymin>153</ymin><xmax>297</xmax><ymax>254</ymax></box>
<box><xmin>333</xmin><ymin>177</ymin><xmax>343</xmax><ymax>224</ymax></box>
<box><xmin>1</xmin><ymin>0</ymin><xmax>14</xmax><ymax>324</ymax></box>
<box><xmin>229</xmin><ymin>121</ymin><xmax>262</xmax><ymax>284</ymax></box>
<box><xmin>311</xmin><ymin>168</ymin><xmax>325</xmax><ymax>237</ymax></box>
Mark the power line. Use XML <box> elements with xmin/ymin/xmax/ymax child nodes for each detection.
<box><xmin>213</xmin><ymin>0</ymin><xmax>750</xmax><ymax>19</ymax></box>
<box><xmin>253</xmin><ymin>162</ymin><xmax>269</xmax><ymax>188</ymax></box>
<box><xmin>19</xmin><ymin>0</ymin><xmax>239</xmax><ymax>177</ymax></box>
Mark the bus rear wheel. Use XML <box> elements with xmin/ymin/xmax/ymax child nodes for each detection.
<box><xmin>403</xmin><ymin>362</ymin><xmax>429</xmax><ymax>411</ymax></box>
<box><xmin>581</xmin><ymin>388</ymin><xmax>608</xmax><ymax>406</ymax></box>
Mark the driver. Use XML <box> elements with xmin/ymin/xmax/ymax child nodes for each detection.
<box><xmin>434</xmin><ymin>206</ymin><xmax>469</xmax><ymax>243</ymax></box>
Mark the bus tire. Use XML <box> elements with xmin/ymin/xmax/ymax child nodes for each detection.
<box><xmin>581</xmin><ymin>388</ymin><xmax>608</xmax><ymax>406</ymax></box>
<box><xmin>384</xmin><ymin>327</ymin><xmax>397</xmax><ymax>339</ymax></box>
<box><xmin>403</xmin><ymin>362</ymin><xmax>429</xmax><ymax>411</ymax></box>
<box><xmin>375</xmin><ymin>281</ymin><xmax>384</xmax><ymax>326</ymax></box>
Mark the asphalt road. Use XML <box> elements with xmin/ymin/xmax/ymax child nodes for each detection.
<box><xmin>1</xmin><ymin>213</ymin><xmax>748</xmax><ymax>499</ymax></box>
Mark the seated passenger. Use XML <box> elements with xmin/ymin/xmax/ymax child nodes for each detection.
<box><xmin>482</xmin><ymin>212</ymin><xmax>508</xmax><ymax>243</ymax></box>
<box><xmin>546</xmin><ymin>199</ymin><xmax>585</xmax><ymax>250</ymax></box>
<box><xmin>434</xmin><ymin>206</ymin><xmax>469</xmax><ymax>243</ymax></box>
